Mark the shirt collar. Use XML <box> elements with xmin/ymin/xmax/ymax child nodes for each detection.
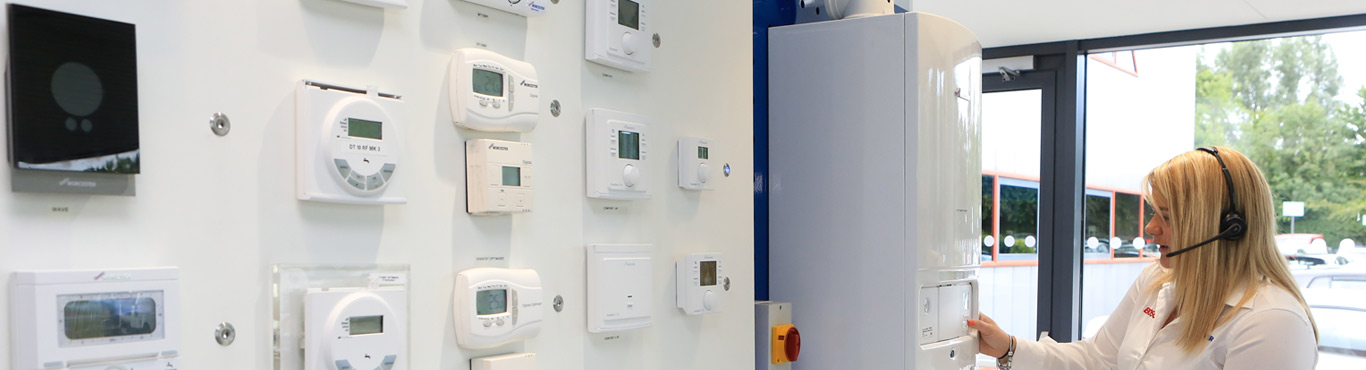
<box><xmin>1224</xmin><ymin>282</ymin><xmax>1259</xmax><ymax>309</ymax></box>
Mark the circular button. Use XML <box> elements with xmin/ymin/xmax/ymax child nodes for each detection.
<box><xmin>697</xmin><ymin>163</ymin><xmax>710</xmax><ymax>183</ymax></box>
<box><xmin>784</xmin><ymin>327</ymin><xmax>802</xmax><ymax>362</ymax></box>
<box><xmin>623</xmin><ymin>164</ymin><xmax>639</xmax><ymax>187</ymax></box>
<box><xmin>483</xmin><ymin>321</ymin><xmax>492</xmax><ymax>327</ymax></box>
<box><xmin>702</xmin><ymin>290</ymin><xmax>717</xmax><ymax>310</ymax></box>
<box><xmin>622</xmin><ymin>32</ymin><xmax>635</xmax><ymax>55</ymax></box>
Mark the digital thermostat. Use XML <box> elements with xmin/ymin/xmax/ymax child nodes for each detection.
<box><xmin>586</xmin><ymin>109</ymin><xmax>651</xmax><ymax>200</ymax></box>
<box><xmin>450</xmin><ymin>49</ymin><xmax>540</xmax><ymax>132</ymax></box>
<box><xmin>466</xmin><ymin>139</ymin><xmax>534</xmax><ymax>215</ymax></box>
<box><xmin>296</xmin><ymin>80</ymin><xmax>405</xmax><ymax>204</ymax></box>
<box><xmin>461</xmin><ymin>0</ymin><xmax>547</xmax><ymax>17</ymax></box>
<box><xmin>585</xmin><ymin>0</ymin><xmax>651</xmax><ymax>72</ymax></box>
<box><xmin>676</xmin><ymin>253</ymin><xmax>726</xmax><ymax>315</ymax></box>
<box><xmin>454</xmin><ymin>268</ymin><xmax>544</xmax><ymax>349</ymax></box>
<box><xmin>9</xmin><ymin>267</ymin><xmax>180</xmax><ymax>370</ymax></box>
<box><xmin>586</xmin><ymin>244</ymin><xmax>654</xmax><ymax>333</ymax></box>
<box><xmin>304</xmin><ymin>286</ymin><xmax>407</xmax><ymax>370</ymax></box>
<box><xmin>677</xmin><ymin>137</ymin><xmax>715</xmax><ymax>191</ymax></box>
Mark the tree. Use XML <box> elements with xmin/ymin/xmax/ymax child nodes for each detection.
<box><xmin>1196</xmin><ymin>36</ymin><xmax>1365</xmax><ymax>251</ymax></box>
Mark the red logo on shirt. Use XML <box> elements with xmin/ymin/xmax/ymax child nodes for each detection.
<box><xmin>1143</xmin><ymin>307</ymin><xmax>1156</xmax><ymax>318</ymax></box>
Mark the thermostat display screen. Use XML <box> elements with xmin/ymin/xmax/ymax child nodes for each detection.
<box><xmin>477</xmin><ymin>289</ymin><xmax>507</xmax><ymax>315</ymax></box>
<box><xmin>698</xmin><ymin>147</ymin><xmax>708</xmax><ymax>159</ymax></box>
<box><xmin>347</xmin><ymin>118</ymin><xmax>383</xmax><ymax>140</ymax></box>
<box><xmin>700</xmin><ymin>261</ymin><xmax>717</xmax><ymax>286</ymax></box>
<box><xmin>62</xmin><ymin>296</ymin><xmax>157</xmax><ymax>339</ymax></box>
<box><xmin>501</xmin><ymin>166</ymin><xmax>521</xmax><ymax>186</ymax></box>
<box><xmin>618</xmin><ymin>0</ymin><xmax>640</xmax><ymax>30</ymax></box>
<box><xmin>618</xmin><ymin>131</ymin><xmax>640</xmax><ymax>160</ymax></box>
<box><xmin>473</xmin><ymin>69</ymin><xmax>504</xmax><ymax>97</ymax></box>
<box><xmin>349</xmin><ymin>315</ymin><xmax>383</xmax><ymax>335</ymax></box>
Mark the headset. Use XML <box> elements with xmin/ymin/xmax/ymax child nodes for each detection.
<box><xmin>1164</xmin><ymin>147</ymin><xmax>1248</xmax><ymax>258</ymax></box>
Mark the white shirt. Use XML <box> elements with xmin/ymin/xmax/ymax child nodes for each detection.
<box><xmin>1014</xmin><ymin>264</ymin><xmax>1318</xmax><ymax>370</ymax></box>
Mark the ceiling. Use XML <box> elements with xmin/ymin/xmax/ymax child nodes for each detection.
<box><xmin>905</xmin><ymin>0</ymin><xmax>1366</xmax><ymax>48</ymax></box>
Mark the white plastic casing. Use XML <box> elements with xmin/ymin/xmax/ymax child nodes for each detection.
<box><xmin>9</xmin><ymin>267</ymin><xmax>180</xmax><ymax>370</ymax></box>
<box><xmin>450</xmin><ymin>49</ymin><xmax>540</xmax><ymax>132</ymax></box>
<box><xmin>768</xmin><ymin>13</ymin><xmax>981</xmax><ymax>370</ymax></box>
<box><xmin>466</xmin><ymin>139</ymin><xmax>534</xmax><ymax>215</ymax></box>
<box><xmin>296</xmin><ymin>80</ymin><xmax>405</xmax><ymax>205</ymax></box>
<box><xmin>471</xmin><ymin>353</ymin><xmax>537</xmax><ymax>370</ymax></box>
<box><xmin>585</xmin><ymin>0</ymin><xmax>650</xmax><ymax>72</ymax></box>
<box><xmin>461</xmin><ymin>0</ymin><xmax>547</xmax><ymax>17</ymax></box>
<box><xmin>339</xmin><ymin>0</ymin><xmax>408</xmax><ymax>9</ymax></box>
<box><xmin>586</xmin><ymin>244</ymin><xmax>653</xmax><ymax>333</ymax></box>
<box><xmin>453</xmin><ymin>268</ymin><xmax>544</xmax><ymax>349</ymax></box>
<box><xmin>585</xmin><ymin>109</ymin><xmax>651</xmax><ymax>200</ymax></box>
<box><xmin>304</xmin><ymin>287</ymin><xmax>407</xmax><ymax>370</ymax></box>
<box><xmin>677</xmin><ymin>137</ymin><xmax>715</xmax><ymax>191</ymax></box>
<box><xmin>676</xmin><ymin>253</ymin><xmax>725</xmax><ymax>315</ymax></box>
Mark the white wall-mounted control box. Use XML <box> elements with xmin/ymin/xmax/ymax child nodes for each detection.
<box><xmin>461</xmin><ymin>0</ymin><xmax>547</xmax><ymax>17</ymax></box>
<box><xmin>296</xmin><ymin>80</ymin><xmax>405</xmax><ymax>205</ymax></box>
<box><xmin>585</xmin><ymin>0</ymin><xmax>650</xmax><ymax>72</ymax></box>
<box><xmin>586</xmin><ymin>109</ymin><xmax>651</xmax><ymax>200</ymax></box>
<box><xmin>677</xmin><ymin>137</ymin><xmax>715</xmax><ymax>191</ymax></box>
<box><xmin>304</xmin><ymin>287</ymin><xmax>407</xmax><ymax>370</ymax></box>
<box><xmin>450</xmin><ymin>49</ymin><xmax>540</xmax><ymax>132</ymax></box>
<box><xmin>9</xmin><ymin>267</ymin><xmax>181</xmax><ymax>370</ymax></box>
<box><xmin>338</xmin><ymin>0</ymin><xmax>408</xmax><ymax>9</ymax></box>
<box><xmin>586</xmin><ymin>244</ymin><xmax>653</xmax><ymax>333</ymax></box>
<box><xmin>453</xmin><ymin>268</ymin><xmax>544</xmax><ymax>349</ymax></box>
<box><xmin>676</xmin><ymin>253</ymin><xmax>726</xmax><ymax>315</ymax></box>
<box><xmin>472</xmin><ymin>352</ymin><xmax>536</xmax><ymax>370</ymax></box>
<box><xmin>466</xmin><ymin>139</ymin><xmax>534</xmax><ymax>215</ymax></box>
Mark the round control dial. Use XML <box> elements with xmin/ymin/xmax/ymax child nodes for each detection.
<box><xmin>323</xmin><ymin>97</ymin><xmax>399</xmax><ymax>196</ymax></box>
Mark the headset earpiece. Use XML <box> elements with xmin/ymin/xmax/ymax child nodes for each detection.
<box><xmin>1221</xmin><ymin>211</ymin><xmax>1246</xmax><ymax>240</ymax></box>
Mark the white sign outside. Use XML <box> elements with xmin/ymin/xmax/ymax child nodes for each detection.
<box><xmin>1283</xmin><ymin>201</ymin><xmax>1305</xmax><ymax>218</ymax></box>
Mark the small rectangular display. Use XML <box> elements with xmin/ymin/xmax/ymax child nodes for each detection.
<box><xmin>700</xmin><ymin>261</ymin><xmax>717</xmax><ymax>286</ymax></box>
<box><xmin>472</xmin><ymin>69</ymin><xmax>504</xmax><ymax>97</ymax></box>
<box><xmin>618</xmin><ymin>131</ymin><xmax>640</xmax><ymax>160</ymax></box>
<box><xmin>477</xmin><ymin>289</ymin><xmax>508</xmax><ymax>315</ymax></box>
<box><xmin>347</xmin><ymin>118</ymin><xmax>383</xmax><ymax>140</ymax></box>
<box><xmin>63</xmin><ymin>296</ymin><xmax>158</xmax><ymax>340</ymax></box>
<box><xmin>698</xmin><ymin>146</ymin><xmax>709</xmax><ymax>159</ymax></box>
<box><xmin>501</xmin><ymin>166</ymin><xmax>521</xmax><ymax>186</ymax></box>
<box><xmin>349</xmin><ymin>315</ymin><xmax>383</xmax><ymax>335</ymax></box>
<box><xmin>618</xmin><ymin>0</ymin><xmax>640</xmax><ymax>30</ymax></box>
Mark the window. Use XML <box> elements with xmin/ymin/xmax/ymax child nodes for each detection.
<box><xmin>1079</xmin><ymin>30</ymin><xmax>1366</xmax><ymax>368</ymax></box>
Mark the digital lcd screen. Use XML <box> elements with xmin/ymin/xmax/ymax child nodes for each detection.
<box><xmin>502</xmin><ymin>166</ymin><xmax>521</xmax><ymax>186</ymax></box>
<box><xmin>347</xmin><ymin>118</ymin><xmax>382</xmax><ymax>140</ymax></box>
<box><xmin>700</xmin><ymin>261</ymin><xmax>717</xmax><ymax>286</ymax></box>
<box><xmin>618</xmin><ymin>0</ymin><xmax>640</xmax><ymax>30</ymax></box>
<box><xmin>63</xmin><ymin>297</ymin><xmax>157</xmax><ymax>340</ymax></box>
<box><xmin>618</xmin><ymin>131</ymin><xmax>640</xmax><ymax>160</ymax></box>
<box><xmin>472</xmin><ymin>69</ymin><xmax>504</xmax><ymax>97</ymax></box>
<box><xmin>349</xmin><ymin>315</ymin><xmax>383</xmax><ymax>335</ymax></box>
<box><xmin>477</xmin><ymin>289</ymin><xmax>507</xmax><ymax>315</ymax></box>
<box><xmin>698</xmin><ymin>146</ymin><xmax>709</xmax><ymax>159</ymax></box>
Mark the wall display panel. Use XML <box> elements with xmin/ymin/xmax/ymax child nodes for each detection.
<box><xmin>0</xmin><ymin>1</ymin><xmax>752</xmax><ymax>370</ymax></box>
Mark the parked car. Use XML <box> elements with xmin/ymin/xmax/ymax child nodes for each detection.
<box><xmin>1278</xmin><ymin>233</ymin><xmax>1328</xmax><ymax>255</ymax></box>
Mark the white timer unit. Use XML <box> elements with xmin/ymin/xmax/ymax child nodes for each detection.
<box><xmin>296</xmin><ymin>80</ymin><xmax>405</xmax><ymax>205</ymax></box>
<box><xmin>9</xmin><ymin>267</ymin><xmax>180</xmax><ymax>370</ymax></box>
<box><xmin>586</xmin><ymin>109</ymin><xmax>651</xmax><ymax>200</ymax></box>
<box><xmin>304</xmin><ymin>287</ymin><xmax>407</xmax><ymax>370</ymax></box>
<box><xmin>466</xmin><ymin>139</ymin><xmax>534</xmax><ymax>215</ymax></box>
<box><xmin>677</xmin><ymin>137</ymin><xmax>715</xmax><ymax>191</ymax></box>
<box><xmin>453</xmin><ymin>268</ymin><xmax>544</xmax><ymax>349</ymax></box>
<box><xmin>450</xmin><ymin>49</ymin><xmax>540</xmax><ymax>132</ymax></box>
<box><xmin>586</xmin><ymin>244</ymin><xmax>654</xmax><ymax>333</ymax></box>
<box><xmin>585</xmin><ymin>0</ymin><xmax>651</xmax><ymax>72</ymax></box>
<box><xmin>676</xmin><ymin>253</ymin><xmax>726</xmax><ymax>315</ymax></box>
<box><xmin>461</xmin><ymin>0</ymin><xmax>547</xmax><ymax>17</ymax></box>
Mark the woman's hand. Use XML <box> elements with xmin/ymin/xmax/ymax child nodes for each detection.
<box><xmin>968</xmin><ymin>313</ymin><xmax>1012</xmax><ymax>358</ymax></box>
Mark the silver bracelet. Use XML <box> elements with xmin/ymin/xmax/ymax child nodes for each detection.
<box><xmin>996</xmin><ymin>335</ymin><xmax>1016</xmax><ymax>370</ymax></box>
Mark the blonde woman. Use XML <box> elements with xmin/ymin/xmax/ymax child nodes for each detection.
<box><xmin>969</xmin><ymin>147</ymin><xmax>1318</xmax><ymax>370</ymax></box>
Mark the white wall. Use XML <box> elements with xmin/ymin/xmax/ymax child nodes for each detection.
<box><xmin>0</xmin><ymin>1</ymin><xmax>754</xmax><ymax>369</ymax></box>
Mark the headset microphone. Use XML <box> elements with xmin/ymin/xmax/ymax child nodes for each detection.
<box><xmin>1162</xmin><ymin>147</ymin><xmax>1247</xmax><ymax>258</ymax></box>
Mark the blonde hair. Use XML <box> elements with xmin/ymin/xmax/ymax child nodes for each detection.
<box><xmin>1141</xmin><ymin>146</ymin><xmax>1317</xmax><ymax>353</ymax></box>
